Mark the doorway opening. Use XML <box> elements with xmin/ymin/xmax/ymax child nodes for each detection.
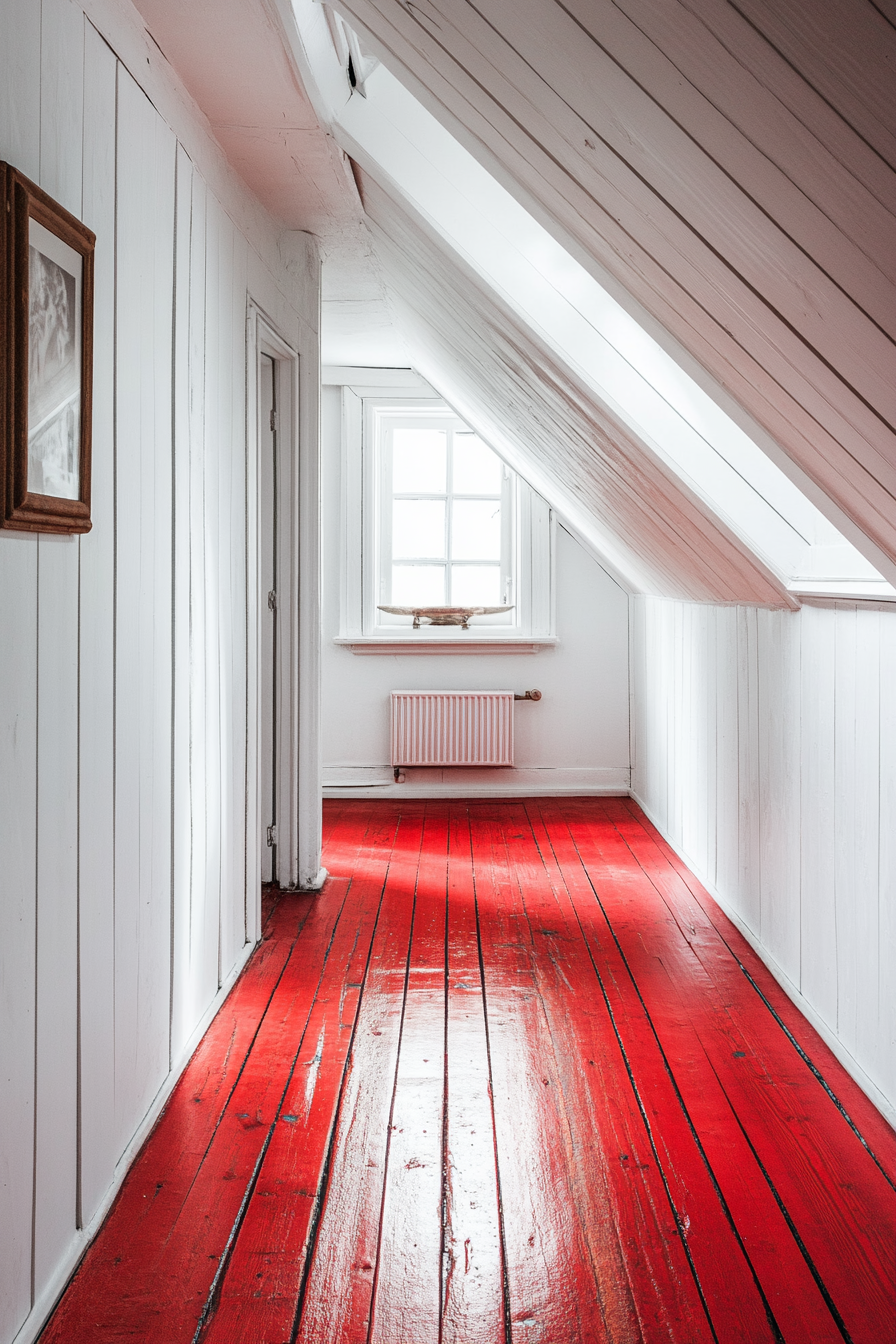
<box><xmin>248</xmin><ymin>302</ymin><xmax>325</xmax><ymax>929</ymax></box>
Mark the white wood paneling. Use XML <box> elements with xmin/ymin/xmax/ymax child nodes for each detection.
<box><xmin>632</xmin><ymin>596</ymin><xmax>896</xmax><ymax>1121</ymax></box>
<box><xmin>39</xmin><ymin>0</ymin><xmax>85</xmax><ymax>216</ymax></box>
<box><xmin>78</xmin><ymin>22</ymin><xmax>118</xmax><ymax>1226</ymax></box>
<box><xmin>114</xmin><ymin>67</ymin><xmax>176</xmax><ymax>1145</ymax></box>
<box><xmin>170</xmin><ymin>142</ymin><xmax>195</xmax><ymax>1063</ymax></box>
<box><xmin>0</xmin><ymin>3</ymin><xmax>321</xmax><ymax>1340</ymax></box>
<box><xmin>0</xmin><ymin>536</ymin><xmax>38</xmax><ymax>1344</ymax></box>
<box><xmin>756</xmin><ymin>608</ymin><xmax>801</xmax><ymax>984</ymax></box>
<box><xmin>187</xmin><ymin>169</ymin><xmax>219</xmax><ymax>1028</ymax></box>
<box><xmin>0</xmin><ymin>5</ymin><xmax>46</xmax><ymax>1338</ymax></box>
<box><xmin>33</xmin><ymin>0</ymin><xmax>84</xmax><ymax>1288</ymax></box>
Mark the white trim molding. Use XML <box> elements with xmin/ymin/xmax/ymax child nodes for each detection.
<box><xmin>323</xmin><ymin>765</ymin><xmax>630</xmax><ymax>797</ymax></box>
<box><xmin>334</xmin><ymin>636</ymin><xmax>558</xmax><ymax>655</ymax></box>
<box><xmin>248</xmin><ymin>302</ymin><xmax>324</xmax><ymax>894</ymax></box>
<box><xmin>331</xmin><ymin>371</ymin><xmax>557</xmax><ymax>653</ymax></box>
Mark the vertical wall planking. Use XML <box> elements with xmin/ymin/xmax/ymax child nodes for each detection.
<box><xmin>844</xmin><ymin>607</ymin><xmax>880</xmax><ymax>1065</ymax></box>
<box><xmin>0</xmin><ymin>3</ymin><xmax>42</xmax><ymax>1334</ymax></box>
<box><xmin>211</xmin><ymin>205</ymin><xmax>231</xmax><ymax>983</ymax></box>
<box><xmin>757</xmin><ymin>608</ymin><xmax>801</xmax><ymax>981</ymax></box>
<box><xmin>77</xmin><ymin>24</ymin><xmax>118</xmax><ymax>1226</ymax></box>
<box><xmin>217</xmin><ymin>215</ymin><xmax>242</xmax><ymax>977</ymax></box>
<box><xmin>715</xmin><ymin>604</ymin><xmax>739</xmax><ymax>903</ymax></box>
<box><xmin>878</xmin><ymin>614</ymin><xmax>896</xmax><ymax>1107</ymax></box>
<box><xmin>32</xmin><ymin>0</ymin><xmax>84</xmax><ymax>1288</ymax></box>
<box><xmin>833</xmin><ymin>606</ymin><xmax>859</xmax><ymax>1049</ymax></box>
<box><xmin>703</xmin><ymin>604</ymin><xmax>717</xmax><ymax>889</ymax></box>
<box><xmin>691</xmin><ymin>603</ymin><xmax>710</xmax><ymax>873</ymax></box>
<box><xmin>735</xmin><ymin>606</ymin><xmax>761</xmax><ymax>928</ymax></box>
<box><xmin>0</xmin><ymin>561</ymin><xmax>38</xmax><ymax>1344</ymax></box>
<box><xmin>800</xmin><ymin>604</ymin><xmax>838</xmax><ymax>1030</ymax></box>
<box><xmin>224</xmin><ymin>233</ymin><xmax>250</xmax><ymax>961</ymax></box>
<box><xmin>0</xmin><ymin>0</ymin><xmax>41</xmax><ymax>176</ymax></box>
<box><xmin>659</xmin><ymin>598</ymin><xmax>673</xmax><ymax>835</ymax></box>
<box><xmin>203</xmin><ymin>194</ymin><xmax>224</xmax><ymax>985</ymax></box>
<box><xmin>38</xmin><ymin>0</ymin><xmax>84</xmax><ymax>215</ymax></box>
<box><xmin>113</xmin><ymin>70</ymin><xmax>176</xmax><ymax>1144</ymax></box>
<box><xmin>170</xmin><ymin>144</ymin><xmax>194</xmax><ymax>1062</ymax></box>
<box><xmin>187</xmin><ymin>170</ymin><xmax>218</xmax><ymax>1022</ymax></box>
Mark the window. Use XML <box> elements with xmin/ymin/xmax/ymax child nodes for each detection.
<box><xmin>382</xmin><ymin>416</ymin><xmax>512</xmax><ymax>611</ymax></box>
<box><xmin>330</xmin><ymin>374</ymin><xmax>556</xmax><ymax>651</ymax></box>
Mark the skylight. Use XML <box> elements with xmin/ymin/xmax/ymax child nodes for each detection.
<box><xmin>322</xmin><ymin>39</ymin><xmax>893</xmax><ymax>601</ymax></box>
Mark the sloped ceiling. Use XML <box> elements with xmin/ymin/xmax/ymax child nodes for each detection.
<box><xmin>328</xmin><ymin>0</ymin><xmax>896</xmax><ymax>571</ymax></box>
<box><xmin>361</xmin><ymin>170</ymin><xmax>790</xmax><ymax>603</ymax></box>
<box><xmin>131</xmin><ymin>0</ymin><xmax>355</xmax><ymax>232</ymax></box>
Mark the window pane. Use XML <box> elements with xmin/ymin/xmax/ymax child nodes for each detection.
<box><xmin>450</xmin><ymin>565</ymin><xmax>502</xmax><ymax>606</ymax></box>
<box><xmin>392</xmin><ymin>565</ymin><xmax>445</xmax><ymax>606</ymax></box>
<box><xmin>393</xmin><ymin>500</ymin><xmax>445</xmax><ymax>558</ymax></box>
<box><xmin>453</xmin><ymin>433</ymin><xmax>502</xmax><ymax>494</ymax></box>
<box><xmin>392</xmin><ymin>429</ymin><xmax>446</xmax><ymax>493</ymax></box>
<box><xmin>452</xmin><ymin>499</ymin><xmax>501</xmax><ymax>560</ymax></box>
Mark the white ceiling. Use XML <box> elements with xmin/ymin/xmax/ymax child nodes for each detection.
<box><xmin>130</xmin><ymin>0</ymin><xmax>404</xmax><ymax>364</ymax></box>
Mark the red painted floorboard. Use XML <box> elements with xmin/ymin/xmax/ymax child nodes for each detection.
<box><xmin>41</xmin><ymin>799</ymin><xmax>896</xmax><ymax>1344</ymax></box>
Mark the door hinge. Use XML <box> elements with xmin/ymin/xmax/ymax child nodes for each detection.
<box><xmin>267</xmin><ymin>589</ymin><xmax>278</xmax><ymax>611</ymax></box>
<box><xmin>266</xmin><ymin>824</ymin><xmax>278</xmax><ymax>847</ymax></box>
<box><xmin>270</xmin><ymin>408</ymin><xmax>278</xmax><ymax>432</ymax></box>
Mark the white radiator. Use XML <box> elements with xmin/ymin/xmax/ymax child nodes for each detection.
<box><xmin>391</xmin><ymin>691</ymin><xmax>514</xmax><ymax>767</ymax></box>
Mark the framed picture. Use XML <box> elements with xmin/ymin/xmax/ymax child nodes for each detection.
<box><xmin>1</xmin><ymin>163</ymin><xmax>95</xmax><ymax>533</ymax></box>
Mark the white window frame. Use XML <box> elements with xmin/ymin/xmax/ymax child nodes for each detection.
<box><xmin>377</xmin><ymin>409</ymin><xmax>514</xmax><ymax>618</ymax></box>
<box><xmin>330</xmin><ymin>372</ymin><xmax>556</xmax><ymax>653</ymax></box>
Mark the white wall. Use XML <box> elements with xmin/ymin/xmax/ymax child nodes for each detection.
<box><xmin>0</xmin><ymin>4</ymin><xmax>319</xmax><ymax>1342</ymax></box>
<box><xmin>631</xmin><ymin>595</ymin><xmax>896</xmax><ymax>1124</ymax></box>
<box><xmin>320</xmin><ymin>384</ymin><xmax>630</xmax><ymax>796</ymax></box>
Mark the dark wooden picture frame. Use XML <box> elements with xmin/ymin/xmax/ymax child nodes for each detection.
<box><xmin>1</xmin><ymin>162</ymin><xmax>95</xmax><ymax>533</ymax></box>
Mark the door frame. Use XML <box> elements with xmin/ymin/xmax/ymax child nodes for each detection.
<box><xmin>246</xmin><ymin>303</ymin><xmax>325</xmax><ymax>939</ymax></box>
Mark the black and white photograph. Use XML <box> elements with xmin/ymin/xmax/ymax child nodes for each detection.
<box><xmin>27</xmin><ymin>225</ymin><xmax>81</xmax><ymax>500</ymax></box>
<box><xmin>1</xmin><ymin>162</ymin><xmax>94</xmax><ymax>533</ymax></box>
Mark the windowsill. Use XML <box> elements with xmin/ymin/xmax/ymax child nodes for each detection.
<box><xmin>333</xmin><ymin>636</ymin><xmax>559</xmax><ymax>655</ymax></box>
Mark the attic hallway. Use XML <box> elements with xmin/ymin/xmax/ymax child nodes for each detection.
<box><xmin>40</xmin><ymin>799</ymin><xmax>895</xmax><ymax>1344</ymax></box>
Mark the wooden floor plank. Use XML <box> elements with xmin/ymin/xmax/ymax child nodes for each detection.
<box><xmin>368</xmin><ymin>806</ymin><xmax>449</xmax><ymax>1344</ymax></box>
<box><xmin>470</xmin><ymin>804</ymin><xmax>641</xmax><ymax>1343</ymax></box>
<box><xmin>292</xmin><ymin>805</ymin><xmax>426</xmax><ymax>1344</ymax></box>
<box><xmin>498</xmin><ymin>801</ymin><xmax>716</xmax><ymax>1343</ymax></box>
<box><xmin>441</xmin><ymin>804</ymin><xmax>507</xmax><ymax>1344</ymax></box>
<box><xmin>40</xmin><ymin>798</ymin><xmax>896</xmax><ymax>1344</ymax></box>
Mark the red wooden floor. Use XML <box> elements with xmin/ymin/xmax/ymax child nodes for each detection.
<box><xmin>42</xmin><ymin>799</ymin><xmax>896</xmax><ymax>1343</ymax></box>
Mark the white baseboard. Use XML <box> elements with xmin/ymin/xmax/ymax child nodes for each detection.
<box><xmin>629</xmin><ymin>790</ymin><xmax>896</xmax><ymax>1129</ymax></box>
<box><xmin>322</xmin><ymin>765</ymin><xmax>631</xmax><ymax>798</ymax></box>
<box><xmin>12</xmin><ymin>938</ymin><xmax>257</xmax><ymax>1344</ymax></box>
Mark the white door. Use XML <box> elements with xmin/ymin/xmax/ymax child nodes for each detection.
<box><xmin>259</xmin><ymin>354</ymin><xmax>278</xmax><ymax>883</ymax></box>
